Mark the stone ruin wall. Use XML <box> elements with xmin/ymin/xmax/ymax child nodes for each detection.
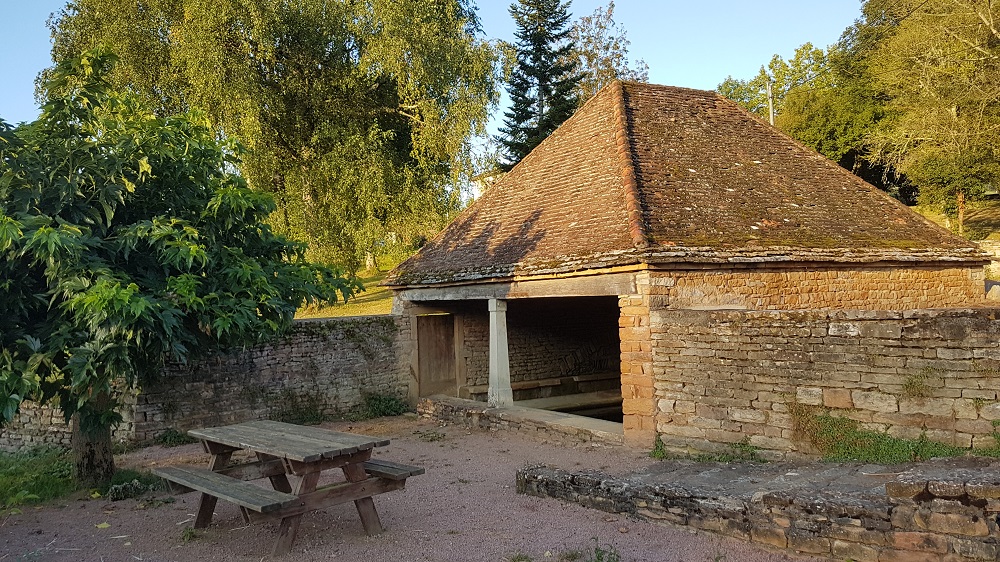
<box><xmin>0</xmin><ymin>316</ymin><xmax>406</xmax><ymax>450</ymax></box>
<box><xmin>650</xmin><ymin>307</ymin><xmax>1000</xmax><ymax>458</ymax></box>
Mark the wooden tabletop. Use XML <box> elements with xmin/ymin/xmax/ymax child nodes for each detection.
<box><xmin>188</xmin><ymin>420</ymin><xmax>390</xmax><ymax>463</ymax></box>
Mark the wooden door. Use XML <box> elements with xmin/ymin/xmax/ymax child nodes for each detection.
<box><xmin>417</xmin><ymin>314</ymin><xmax>457</xmax><ymax>397</ymax></box>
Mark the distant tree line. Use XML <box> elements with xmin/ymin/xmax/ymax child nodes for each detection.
<box><xmin>719</xmin><ymin>0</ymin><xmax>1000</xmax><ymax>236</ymax></box>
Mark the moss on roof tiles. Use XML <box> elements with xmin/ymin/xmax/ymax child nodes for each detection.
<box><xmin>386</xmin><ymin>81</ymin><xmax>984</xmax><ymax>287</ymax></box>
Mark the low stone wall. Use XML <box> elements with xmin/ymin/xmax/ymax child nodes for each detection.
<box><xmin>0</xmin><ymin>315</ymin><xmax>406</xmax><ymax>450</ymax></box>
<box><xmin>417</xmin><ymin>396</ymin><xmax>624</xmax><ymax>445</ymax></box>
<box><xmin>651</xmin><ymin>307</ymin><xmax>1000</xmax><ymax>458</ymax></box>
<box><xmin>518</xmin><ymin>461</ymin><xmax>1000</xmax><ymax>562</ymax></box>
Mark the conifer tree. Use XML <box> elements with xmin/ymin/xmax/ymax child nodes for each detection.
<box><xmin>498</xmin><ymin>0</ymin><xmax>582</xmax><ymax>169</ymax></box>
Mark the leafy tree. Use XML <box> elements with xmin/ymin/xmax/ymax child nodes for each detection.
<box><xmin>46</xmin><ymin>0</ymin><xmax>500</xmax><ymax>271</ymax></box>
<box><xmin>1</xmin><ymin>49</ymin><xmax>355</xmax><ymax>486</ymax></box>
<box><xmin>497</xmin><ymin>0</ymin><xmax>583</xmax><ymax>168</ymax></box>
<box><xmin>566</xmin><ymin>1</ymin><xmax>648</xmax><ymax>102</ymax></box>
<box><xmin>863</xmin><ymin>0</ymin><xmax>1000</xmax><ymax>234</ymax></box>
<box><xmin>717</xmin><ymin>43</ymin><xmax>832</xmax><ymax>120</ymax></box>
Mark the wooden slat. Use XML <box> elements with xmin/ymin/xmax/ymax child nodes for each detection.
<box><xmin>216</xmin><ymin>458</ymin><xmax>286</xmax><ymax>481</ymax></box>
<box><xmin>189</xmin><ymin>421</ymin><xmax>388</xmax><ymax>462</ymax></box>
<box><xmin>243</xmin><ymin>420</ymin><xmax>390</xmax><ymax>449</ymax></box>
<box><xmin>189</xmin><ymin>425</ymin><xmax>330</xmax><ymax>462</ymax></box>
<box><xmin>362</xmin><ymin>459</ymin><xmax>425</xmax><ymax>480</ymax></box>
<box><xmin>248</xmin><ymin>478</ymin><xmax>405</xmax><ymax>523</ymax></box>
<box><xmin>153</xmin><ymin>466</ymin><xmax>300</xmax><ymax>513</ymax></box>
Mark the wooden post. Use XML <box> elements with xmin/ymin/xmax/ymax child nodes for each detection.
<box><xmin>488</xmin><ymin>298</ymin><xmax>513</xmax><ymax>407</ymax></box>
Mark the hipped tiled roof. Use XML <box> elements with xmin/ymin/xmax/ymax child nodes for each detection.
<box><xmin>387</xmin><ymin>81</ymin><xmax>985</xmax><ymax>287</ymax></box>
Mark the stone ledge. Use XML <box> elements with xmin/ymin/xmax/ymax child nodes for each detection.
<box><xmin>517</xmin><ymin>458</ymin><xmax>1000</xmax><ymax>562</ymax></box>
<box><xmin>417</xmin><ymin>395</ymin><xmax>624</xmax><ymax>445</ymax></box>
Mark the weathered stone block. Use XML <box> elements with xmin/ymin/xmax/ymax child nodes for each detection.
<box><xmin>914</xmin><ymin>510</ymin><xmax>989</xmax><ymax>537</ymax></box>
<box><xmin>796</xmin><ymin>387</ymin><xmax>823</xmax><ymax>406</ymax></box>
<box><xmin>853</xmin><ymin>390</ymin><xmax>899</xmax><ymax>413</ymax></box>
<box><xmin>824</xmin><ymin>388</ymin><xmax>854</xmax><ymax>409</ymax></box>
<box><xmin>898</xmin><ymin>397</ymin><xmax>955</xmax><ymax>417</ymax></box>
<box><xmin>889</xmin><ymin>531</ymin><xmax>949</xmax><ymax>553</ymax></box>
<box><xmin>832</xmin><ymin>539</ymin><xmax>880</xmax><ymax>562</ymax></box>
<box><xmin>750</xmin><ymin>526</ymin><xmax>787</xmax><ymax>549</ymax></box>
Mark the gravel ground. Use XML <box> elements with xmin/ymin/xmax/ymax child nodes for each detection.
<box><xmin>1</xmin><ymin>416</ymin><xmax>817</xmax><ymax>562</ymax></box>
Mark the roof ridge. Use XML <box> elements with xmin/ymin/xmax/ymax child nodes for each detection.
<box><xmin>609</xmin><ymin>81</ymin><xmax>650</xmax><ymax>250</ymax></box>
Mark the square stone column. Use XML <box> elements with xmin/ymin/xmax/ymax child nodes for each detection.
<box><xmin>620</xmin><ymin>272</ymin><xmax>656</xmax><ymax>447</ymax></box>
<box><xmin>488</xmin><ymin>298</ymin><xmax>513</xmax><ymax>407</ymax></box>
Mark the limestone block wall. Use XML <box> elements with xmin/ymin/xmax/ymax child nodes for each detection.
<box><xmin>650</xmin><ymin>307</ymin><xmax>1000</xmax><ymax>457</ymax></box>
<box><xmin>0</xmin><ymin>316</ymin><xmax>406</xmax><ymax>450</ymax></box>
<box><xmin>648</xmin><ymin>265</ymin><xmax>984</xmax><ymax>311</ymax></box>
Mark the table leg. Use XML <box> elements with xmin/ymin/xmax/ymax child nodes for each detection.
<box><xmin>273</xmin><ymin>471</ymin><xmax>321</xmax><ymax>556</ymax></box>
<box><xmin>342</xmin><ymin>463</ymin><xmax>384</xmax><ymax>535</ymax></box>
<box><xmin>195</xmin><ymin>450</ymin><xmax>233</xmax><ymax>529</ymax></box>
<box><xmin>257</xmin><ymin>452</ymin><xmax>293</xmax><ymax>493</ymax></box>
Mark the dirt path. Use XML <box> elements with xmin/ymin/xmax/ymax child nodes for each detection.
<box><xmin>2</xmin><ymin>416</ymin><xmax>816</xmax><ymax>562</ymax></box>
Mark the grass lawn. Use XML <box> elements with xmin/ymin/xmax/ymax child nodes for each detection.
<box><xmin>913</xmin><ymin>199</ymin><xmax>1000</xmax><ymax>240</ymax></box>
<box><xmin>296</xmin><ymin>271</ymin><xmax>393</xmax><ymax>319</ymax></box>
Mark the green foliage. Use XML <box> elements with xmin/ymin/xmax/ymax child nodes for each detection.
<box><xmin>903</xmin><ymin>371</ymin><xmax>932</xmax><ymax>398</ymax></box>
<box><xmin>693</xmin><ymin>437</ymin><xmax>765</xmax><ymax>464</ymax></box>
<box><xmin>1</xmin><ymin>49</ymin><xmax>355</xmax><ymax>483</ymax></box>
<box><xmin>566</xmin><ymin>1</ymin><xmax>648</xmax><ymax>102</ymax></box>
<box><xmin>105</xmin><ymin>476</ymin><xmax>155</xmax><ymax>501</ymax></box>
<box><xmin>347</xmin><ymin>393</ymin><xmax>411</xmax><ymax>421</ymax></box>
<box><xmin>649</xmin><ymin>433</ymin><xmax>669</xmax><ymax>459</ymax></box>
<box><xmin>0</xmin><ymin>447</ymin><xmax>75</xmax><ymax>508</ymax></box>
<box><xmin>47</xmin><ymin>0</ymin><xmax>501</xmax><ymax>271</ymax></box>
<box><xmin>361</xmin><ymin>393</ymin><xmax>411</xmax><ymax>418</ymax></box>
<box><xmin>155</xmin><ymin>429</ymin><xmax>197</xmax><ymax>448</ymax></box>
<box><xmin>792</xmin><ymin>406</ymin><xmax>964</xmax><ymax>463</ymax></box>
<box><xmin>273</xmin><ymin>388</ymin><xmax>327</xmax><ymax>426</ymax></box>
<box><xmin>498</xmin><ymin>0</ymin><xmax>583</xmax><ymax>168</ymax></box>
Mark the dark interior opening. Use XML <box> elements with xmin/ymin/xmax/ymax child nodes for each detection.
<box><xmin>506</xmin><ymin>296</ymin><xmax>623</xmax><ymax>424</ymax></box>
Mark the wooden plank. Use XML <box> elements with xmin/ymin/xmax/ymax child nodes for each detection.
<box><xmin>195</xmin><ymin>450</ymin><xmax>232</xmax><ymax>528</ymax></box>
<box><xmin>190</xmin><ymin>421</ymin><xmax>387</xmax><ymax>462</ymax></box>
<box><xmin>190</xmin><ymin>425</ymin><xmax>331</xmax><ymax>462</ymax></box>
<box><xmin>361</xmin><ymin>459</ymin><xmax>425</xmax><ymax>480</ymax></box>
<box><xmin>282</xmin><ymin>450</ymin><xmax>372</xmax><ymax>477</ymax></box>
<box><xmin>343</xmin><ymin>463</ymin><xmax>384</xmax><ymax>535</ymax></box>
<box><xmin>153</xmin><ymin>466</ymin><xmax>300</xmax><ymax>513</ymax></box>
<box><xmin>248</xmin><ymin>478</ymin><xmax>405</xmax><ymax>523</ymax></box>
<box><xmin>243</xmin><ymin>420</ymin><xmax>390</xmax><ymax>449</ymax></box>
<box><xmin>216</xmin><ymin>458</ymin><xmax>286</xmax><ymax>481</ymax></box>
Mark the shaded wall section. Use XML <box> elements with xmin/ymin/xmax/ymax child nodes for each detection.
<box><xmin>0</xmin><ymin>316</ymin><xmax>407</xmax><ymax>450</ymax></box>
<box><xmin>454</xmin><ymin>297</ymin><xmax>620</xmax><ymax>401</ymax></box>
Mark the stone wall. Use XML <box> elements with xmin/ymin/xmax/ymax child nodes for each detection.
<box><xmin>650</xmin><ymin>265</ymin><xmax>984</xmax><ymax>311</ymax></box>
<box><xmin>649</xmin><ymin>307</ymin><xmax>1000</xmax><ymax>457</ymax></box>
<box><xmin>519</xmin><ymin>461</ymin><xmax>1000</xmax><ymax>562</ymax></box>
<box><xmin>0</xmin><ymin>316</ymin><xmax>406</xmax><ymax>450</ymax></box>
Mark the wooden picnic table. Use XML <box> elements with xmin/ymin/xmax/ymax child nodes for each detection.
<box><xmin>153</xmin><ymin>420</ymin><xmax>423</xmax><ymax>556</ymax></box>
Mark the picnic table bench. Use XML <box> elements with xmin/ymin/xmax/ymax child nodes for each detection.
<box><xmin>153</xmin><ymin>420</ymin><xmax>423</xmax><ymax>556</ymax></box>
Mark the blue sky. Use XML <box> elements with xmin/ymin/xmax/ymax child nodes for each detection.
<box><xmin>0</xmin><ymin>0</ymin><xmax>863</xmax><ymax>126</ymax></box>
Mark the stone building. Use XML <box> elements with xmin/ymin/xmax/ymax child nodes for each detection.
<box><xmin>385</xmin><ymin>81</ymin><xmax>987</xmax><ymax>448</ymax></box>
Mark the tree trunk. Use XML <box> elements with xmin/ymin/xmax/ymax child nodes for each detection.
<box><xmin>957</xmin><ymin>190</ymin><xmax>966</xmax><ymax>237</ymax></box>
<box><xmin>71</xmin><ymin>393</ymin><xmax>116</xmax><ymax>488</ymax></box>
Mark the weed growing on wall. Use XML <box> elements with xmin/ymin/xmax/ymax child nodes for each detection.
<box><xmin>345</xmin><ymin>393</ymin><xmax>411</xmax><ymax>421</ymax></box>
<box><xmin>902</xmin><ymin>370</ymin><xmax>933</xmax><ymax>398</ymax></box>
<box><xmin>155</xmin><ymin>428</ymin><xmax>197</xmax><ymax>447</ymax></box>
<box><xmin>273</xmin><ymin>388</ymin><xmax>327</xmax><ymax>425</ymax></box>
<box><xmin>789</xmin><ymin>404</ymin><xmax>965</xmax><ymax>462</ymax></box>
<box><xmin>694</xmin><ymin>437</ymin><xmax>765</xmax><ymax>463</ymax></box>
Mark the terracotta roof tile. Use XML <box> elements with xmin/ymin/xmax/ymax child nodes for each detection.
<box><xmin>387</xmin><ymin>82</ymin><xmax>984</xmax><ymax>287</ymax></box>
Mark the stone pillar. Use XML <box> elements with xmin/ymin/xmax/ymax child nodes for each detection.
<box><xmin>488</xmin><ymin>298</ymin><xmax>513</xmax><ymax>407</ymax></box>
<box><xmin>619</xmin><ymin>272</ymin><xmax>656</xmax><ymax>447</ymax></box>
